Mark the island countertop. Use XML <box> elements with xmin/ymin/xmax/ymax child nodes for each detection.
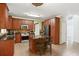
<box><xmin>32</xmin><ymin>35</ymin><xmax>46</xmax><ymax>39</ymax></box>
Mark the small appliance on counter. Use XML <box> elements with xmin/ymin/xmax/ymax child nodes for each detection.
<box><xmin>0</xmin><ymin>29</ymin><xmax>7</xmax><ymax>40</ymax></box>
<box><xmin>7</xmin><ymin>29</ymin><xmax>15</xmax><ymax>39</ymax></box>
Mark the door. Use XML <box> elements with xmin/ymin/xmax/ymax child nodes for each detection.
<box><xmin>35</xmin><ymin>23</ymin><xmax>40</xmax><ymax>36</ymax></box>
<box><xmin>66</xmin><ymin>15</ymin><xmax>75</xmax><ymax>45</ymax></box>
<box><xmin>15</xmin><ymin>33</ymin><xmax>21</xmax><ymax>43</ymax></box>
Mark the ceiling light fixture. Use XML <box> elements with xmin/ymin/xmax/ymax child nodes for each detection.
<box><xmin>24</xmin><ymin>13</ymin><xmax>41</xmax><ymax>17</ymax></box>
<box><xmin>32</xmin><ymin>3</ymin><xmax>43</xmax><ymax>7</ymax></box>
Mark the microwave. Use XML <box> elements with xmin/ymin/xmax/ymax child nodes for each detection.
<box><xmin>21</xmin><ymin>24</ymin><xmax>28</xmax><ymax>30</ymax></box>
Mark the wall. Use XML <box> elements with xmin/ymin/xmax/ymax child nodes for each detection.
<box><xmin>70</xmin><ymin>15</ymin><xmax>79</xmax><ymax>43</ymax></box>
<box><xmin>60</xmin><ymin>17</ymin><xmax>67</xmax><ymax>44</ymax></box>
<box><xmin>66</xmin><ymin>15</ymin><xmax>79</xmax><ymax>43</ymax></box>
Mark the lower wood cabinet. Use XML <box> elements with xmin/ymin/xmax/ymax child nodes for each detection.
<box><xmin>0</xmin><ymin>40</ymin><xmax>14</xmax><ymax>56</ymax></box>
<box><xmin>15</xmin><ymin>33</ymin><xmax>21</xmax><ymax>43</ymax></box>
<box><xmin>29</xmin><ymin>34</ymin><xmax>36</xmax><ymax>53</ymax></box>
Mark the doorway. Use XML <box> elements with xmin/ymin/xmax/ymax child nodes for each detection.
<box><xmin>67</xmin><ymin>15</ymin><xmax>74</xmax><ymax>45</ymax></box>
<box><xmin>66</xmin><ymin>15</ymin><xmax>79</xmax><ymax>45</ymax></box>
<box><xmin>34</xmin><ymin>23</ymin><xmax>40</xmax><ymax>36</ymax></box>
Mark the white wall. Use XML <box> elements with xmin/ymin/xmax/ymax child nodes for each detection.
<box><xmin>73</xmin><ymin>15</ymin><xmax>79</xmax><ymax>43</ymax></box>
<box><xmin>66</xmin><ymin>15</ymin><xmax>74</xmax><ymax>44</ymax></box>
<box><xmin>66</xmin><ymin>15</ymin><xmax>79</xmax><ymax>43</ymax></box>
<box><xmin>60</xmin><ymin>17</ymin><xmax>67</xmax><ymax>44</ymax></box>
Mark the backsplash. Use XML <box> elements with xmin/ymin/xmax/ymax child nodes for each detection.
<box><xmin>14</xmin><ymin>29</ymin><xmax>30</xmax><ymax>34</ymax></box>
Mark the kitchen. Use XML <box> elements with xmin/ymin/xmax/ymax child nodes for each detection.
<box><xmin>0</xmin><ymin>3</ymin><xmax>35</xmax><ymax>56</ymax></box>
<box><xmin>0</xmin><ymin>3</ymin><xmax>60</xmax><ymax>56</ymax></box>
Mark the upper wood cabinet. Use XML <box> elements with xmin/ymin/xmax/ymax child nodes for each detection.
<box><xmin>12</xmin><ymin>18</ymin><xmax>21</xmax><ymax>29</ymax></box>
<box><xmin>6</xmin><ymin>16</ymin><xmax>13</xmax><ymax>29</ymax></box>
<box><xmin>9</xmin><ymin>16</ymin><xmax>13</xmax><ymax>29</ymax></box>
<box><xmin>0</xmin><ymin>3</ymin><xmax>9</xmax><ymax>29</ymax></box>
<box><xmin>12</xmin><ymin>18</ymin><xmax>34</xmax><ymax>30</ymax></box>
<box><xmin>21</xmin><ymin>20</ymin><xmax>34</xmax><ymax>30</ymax></box>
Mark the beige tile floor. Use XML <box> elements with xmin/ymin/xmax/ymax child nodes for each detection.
<box><xmin>14</xmin><ymin>40</ymin><xmax>79</xmax><ymax>56</ymax></box>
<box><xmin>14</xmin><ymin>40</ymin><xmax>30</xmax><ymax>56</ymax></box>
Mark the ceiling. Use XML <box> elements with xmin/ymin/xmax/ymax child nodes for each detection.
<box><xmin>7</xmin><ymin>3</ymin><xmax>79</xmax><ymax>20</ymax></box>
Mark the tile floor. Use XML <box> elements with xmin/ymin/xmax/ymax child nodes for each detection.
<box><xmin>14</xmin><ymin>40</ymin><xmax>79</xmax><ymax>56</ymax></box>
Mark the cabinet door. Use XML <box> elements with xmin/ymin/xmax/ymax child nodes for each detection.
<box><xmin>15</xmin><ymin>33</ymin><xmax>21</xmax><ymax>43</ymax></box>
<box><xmin>6</xmin><ymin>16</ymin><xmax>13</xmax><ymax>29</ymax></box>
<box><xmin>0</xmin><ymin>40</ymin><xmax>14</xmax><ymax>56</ymax></box>
<box><xmin>12</xmin><ymin>18</ymin><xmax>21</xmax><ymax>29</ymax></box>
<box><xmin>51</xmin><ymin>17</ymin><xmax>60</xmax><ymax>44</ymax></box>
<box><xmin>0</xmin><ymin>3</ymin><xmax>8</xmax><ymax>29</ymax></box>
<box><xmin>21</xmin><ymin>20</ymin><xmax>34</xmax><ymax>31</ymax></box>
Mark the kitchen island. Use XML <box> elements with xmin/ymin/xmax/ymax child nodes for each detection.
<box><xmin>29</xmin><ymin>35</ymin><xmax>49</xmax><ymax>55</ymax></box>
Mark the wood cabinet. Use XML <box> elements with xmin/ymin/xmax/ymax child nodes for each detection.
<box><xmin>29</xmin><ymin>34</ymin><xmax>35</xmax><ymax>53</ymax></box>
<box><xmin>43</xmin><ymin>17</ymin><xmax>60</xmax><ymax>44</ymax></box>
<box><xmin>0</xmin><ymin>3</ymin><xmax>9</xmax><ymax>29</ymax></box>
<box><xmin>15</xmin><ymin>33</ymin><xmax>21</xmax><ymax>43</ymax></box>
<box><xmin>21</xmin><ymin>20</ymin><xmax>34</xmax><ymax>30</ymax></box>
<box><xmin>50</xmin><ymin>17</ymin><xmax>60</xmax><ymax>44</ymax></box>
<box><xmin>6</xmin><ymin>16</ymin><xmax>13</xmax><ymax>29</ymax></box>
<box><xmin>12</xmin><ymin>18</ymin><xmax>35</xmax><ymax>43</ymax></box>
<box><xmin>12</xmin><ymin>18</ymin><xmax>34</xmax><ymax>30</ymax></box>
<box><xmin>29</xmin><ymin>35</ymin><xmax>47</xmax><ymax>54</ymax></box>
<box><xmin>0</xmin><ymin>40</ymin><xmax>14</xmax><ymax>56</ymax></box>
<box><xmin>12</xmin><ymin>18</ymin><xmax>21</xmax><ymax>29</ymax></box>
<box><xmin>53</xmin><ymin>17</ymin><xmax>60</xmax><ymax>44</ymax></box>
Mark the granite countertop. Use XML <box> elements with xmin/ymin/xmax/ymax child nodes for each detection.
<box><xmin>0</xmin><ymin>33</ymin><xmax>6</xmax><ymax>39</ymax></box>
<box><xmin>33</xmin><ymin>35</ymin><xmax>45</xmax><ymax>39</ymax></box>
<box><xmin>0</xmin><ymin>33</ymin><xmax>14</xmax><ymax>40</ymax></box>
<box><xmin>7</xmin><ymin>35</ymin><xmax>14</xmax><ymax>39</ymax></box>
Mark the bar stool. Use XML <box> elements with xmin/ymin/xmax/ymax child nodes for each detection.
<box><xmin>45</xmin><ymin>36</ymin><xmax>52</xmax><ymax>55</ymax></box>
<box><xmin>35</xmin><ymin>38</ymin><xmax>47</xmax><ymax>55</ymax></box>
